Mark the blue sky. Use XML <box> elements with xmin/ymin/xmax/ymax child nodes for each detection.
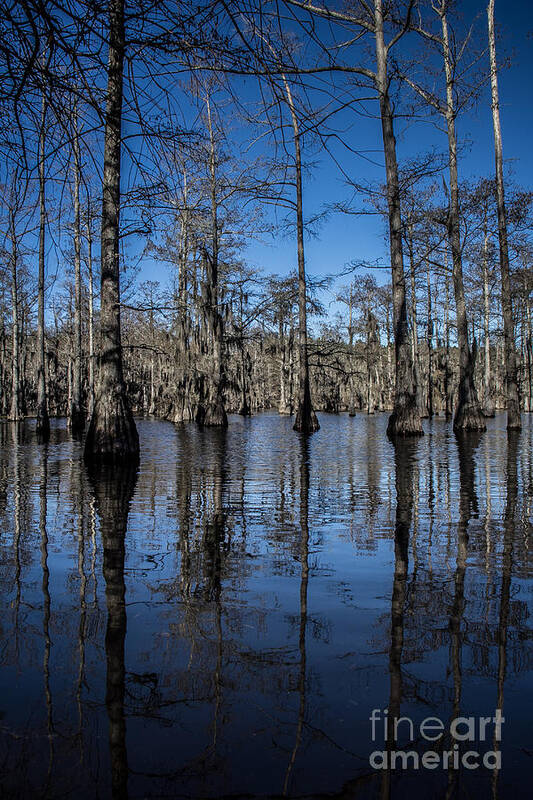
<box><xmin>233</xmin><ymin>0</ymin><xmax>533</xmax><ymax>302</ymax></box>
<box><xmin>121</xmin><ymin>0</ymin><xmax>532</xmax><ymax>332</ymax></box>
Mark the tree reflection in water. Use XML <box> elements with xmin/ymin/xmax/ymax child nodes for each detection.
<box><xmin>0</xmin><ymin>413</ymin><xmax>531</xmax><ymax>799</ymax></box>
<box><xmin>381</xmin><ymin>437</ymin><xmax>417</xmax><ymax>800</ymax></box>
<box><xmin>88</xmin><ymin>461</ymin><xmax>138</xmax><ymax>800</ymax></box>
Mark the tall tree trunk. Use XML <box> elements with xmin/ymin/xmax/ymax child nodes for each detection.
<box><xmin>0</xmin><ymin>321</ymin><xmax>6</xmax><ymax>415</ymax></box>
<box><xmin>488</xmin><ymin>0</ymin><xmax>521</xmax><ymax>429</ymax></box>
<box><xmin>525</xmin><ymin>284</ymin><xmax>533</xmax><ymax>411</ymax></box>
<box><xmin>407</xmin><ymin>219</ymin><xmax>426</xmax><ymax>416</ymax></box>
<box><xmin>174</xmin><ymin>165</ymin><xmax>194</xmax><ymax>423</ymax></box>
<box><xmin>439</xmin><ymin>6</ymin><xmax>485</xmax><ymax>431</ymax></box>
<box><xmin>426</xmin><ymin>258</ymin><xmax>434</xmax><ymax>418</ymax></box>
<box><xmin>70</xmin><ymin>100</ymin><xmax>85</xmax><ymax>435</ymax></box>
<box><xmin>86</xmin><ymin>210</ymin><xmax>95</xmax><ymax>417</ymax></box>
<box><xmin>203</xmin><ymin>94</ymin><xmax>227</xmax><ymax>427</ymax></box>
<box><xmin>482</xmin><ymin>213</ymin><xmax>494</xmax><ymax>415</ymax></box>
<box><xmin>444</xmin><ymin>245</ymin><xmax>452</xmax><ymax>418</ymax></box>
<box><xmin>84</xmin><ymin>0</ymin><xmax>139</xmax><ymax>462</ymax></box>
<box><xmin>283</xmin><ymin>89</ymin><xmax>319</xmax><ymax>429</ymax></box>
<box><xmin>282</xmin><ymin>77</ymin><xmax>319</xmax><ymax>434</ymax></box>
<box><xmin>36</xmin><ymin>86</ymin><xmax>50</xmax><ymax>441</ymax></box>
<box><xmin>9</xmin><ymin>210</ymin><xmax>21</xmax><ymax>422</ymax></box>
<box><xmin>348</xmin><ymin>288</ymin><xmax>356</xmax><ymax>416</ymax></box>
<box><xmin>374</xmin><ymin>1</ymin><xmax>422</xmax><ymax>437</ymax></box>
<box><xmin>278</xmin><ymin>318</ymin><xmax>290</xmax><ymax>414</ymax></box>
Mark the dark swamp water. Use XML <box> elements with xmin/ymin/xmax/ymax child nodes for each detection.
<box><xmin>0</xmin><ymin>412</ymin><xmax>532</xmax><ymax>800</ymax></box>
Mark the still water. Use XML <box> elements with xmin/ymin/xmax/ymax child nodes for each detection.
<box><xmin>0</xmin><ymin>412</ymin><xmax>531</xmax><ymax>799</ymax></box>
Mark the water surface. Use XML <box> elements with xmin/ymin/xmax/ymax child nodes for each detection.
<box><xmin>0</xmin><ymin>412</ymin><xmax>532</xmax><ymax>798</ymax></box>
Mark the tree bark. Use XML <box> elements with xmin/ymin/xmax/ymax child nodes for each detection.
<box><xmin>374</xmin><ymin>1</ymin><xmax>422</xmax><ymax>437</ymax></box>
<box><xmin>439</xmin><ymin>6</ymin><xmax>485</xmax><ymax>431</ymax></box>
<box><xmin>70</xmin><ymin>100</ymin><xmax>85</xmax><ymax>436</ymax></box>
<box><xmin>203</xmin><ymin>94</ymin><xmax>227</xmax><ymax>427</ymax></box>
<box><xmin>426</xmin><ymin>258</ymin><xmax>434</xmax><ymax>418</ymax></box>
<box><xmin>84</xmin><ymin>0</ymin><xmax>139</xmax><ymax>462</ymax></box>
<box><xmin>36</xmin><ymin>86</ymin><xmax>50</xmax><ymax>441</ymax></box>
<box><xmin>282</xmin><ymin>77</ymin><xmax>319</xmax><ymax>434</ymax></box>
<box><xmin>348</xmin><ymin>287</ymin><xmax>357</xmax><ymax>415</ymax></box>
<box><xmin>482</xmin><ymin>213</ymin><xmax>494</xmax><ymax>416</ymax></box>
<box><xmin>86</xmin><ymin>210</ymin><xmax>95</xmax><ymax>417</ymax></box>
<box><xmin>444</xmin><ymin>245</ymin><xmax>452</xmax><ymax>418</ymax></box>
<box><xmin>488</xmin><ymin>0</ymin><xmax>521</xmax><ymax>429</ymax></box>
<box><xmin>407</xmin><ymin>218</ymin><xmax>426</xmax><ymax>417</ymax></box>
<box><xmin>9</xmin><ymin>209</ymin><xmax>21</xmax><ymax>422</ymax></box>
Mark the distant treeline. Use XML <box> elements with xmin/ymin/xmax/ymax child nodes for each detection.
<box><xmin>0</xmin><ymin>0</ymin><xmax>531</xmax><ymax>460</ymax></box>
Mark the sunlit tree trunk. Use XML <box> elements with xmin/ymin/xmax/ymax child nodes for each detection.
<box><xmin>86</xmin><ymin>210</ymin><xmax>95</xmax><ymax>417</ymax></box>
<box><xmin>407</xmin><ymin>219</ymin><xmax>426</xmax><ymax>416</ymax></box>
<box><xmin>439</xmin><ymin>5</ymin><xmax>485</xmax><ymax>431</ymax></box>
<box><xmin>348</xmin><ymin>288</ymin><xmax>357</xmax><ymax>416</ymax></box>
<box><xmin>282</xmin><ymin>77</ymin><xmax>319</xmax><ymax>434</ymax></box>
<box><xmin>84</xmin><ymin>0</ymin><xmax>139</xmax><ymax>462</ymax></box>
<box><xmin>482</xmin><ymin>214</ymin><xmax>494</xmax><ymax>415</ymax></box>
<box><xmin>426</xmin><ymin>258</ymin><xmax>434</xmax><ymax>418</ymax></box>
<box><xmin>203</xmin><ymin>94</ymin><xmax>227</xmax><ymax>427</ymax></box>
<box><xmin>9</xmin><ymin>209</ymin><xmax>21</xmax><ymax>422</ymax></box>
<box><xmin>36</xmin><ymin>85</ymin><xmax>50</xmax><ymax>440</ymax></box>
<box><xmin>444</xmin><ymin>246</ymin><xmax>452</xmax><ymax>418</ymax></box>
<box><xmin>488</xmin><ymin>0</ymin><xmax>521</xmax><ymax>429</ymax></box>
<box><xmin>278</xmin><ymin>317</ymin><xmax>290</xmax><ymax>414</ymax></box>
<box><xmin>70</xmin><ymin>99</ymin><xmax>85</xmax><ymax>435</ymax></box>
<box><xmin>374</xmin><ymin>0</ymin><xmax>422</xmax><ymax>437</ymax></box>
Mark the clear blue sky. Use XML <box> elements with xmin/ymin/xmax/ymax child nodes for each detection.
<box><xmin>132</xmin><ymin>0</ymin><xmax>532</xmax><ymax>323</ymax></box>
<box><xmin>237</xmin><ymin>0</ymin><xmax>533</xmax><ymax>293</ymax></box>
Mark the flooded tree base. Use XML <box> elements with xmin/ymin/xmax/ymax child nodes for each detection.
<box><xmin>453</xmin><ymin>403</ymin><xmax>487</xmax><ymax>432</ymax></box>
<box><xmin>35</xmin><ymin>411</ymin><xmax>50</xmax><ymax>442</ymax></box>
<box><xmin>204</xmin><ymin>401</ymin><xmax>228</xmax><ymax>427</ymax></box>
<box><xmin>293</xmin><ymin>406</ymin><xmax>320</xmax><ymax>433</ymax></box>
<box><xmin>68</xmin><ymin>405</ymin><xmax>86</xmax><ymax>437</ymax></box>
<box><xmin>84</xmin><ymin>392</ymin><xmax>139</xmax><ymax>462</ymax></box>
<box><xmin>386</xmin><ymin>403</ymin><xmax>424</xmax><ymax>438</ymax></box>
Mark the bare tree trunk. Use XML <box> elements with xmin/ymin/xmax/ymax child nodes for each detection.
<box><xmin>407</xmin><ymin>219</ymin><xmax>426</xmax><ymax>416</ymax></box>
<box><xmin>488</xmin><ymin>0</ymin><xmax>521</xmax><ymax>429</ymax></box>
<box><xmin>203</xmin><ymin>94</ymin><xmax>227</xmax><ymax>427</ymax></box>
<box><xmin>84</xmin><ymin>0</ymin><xmax>139</xmax><ymax>462</ymax></box>
<box><xmin>36</xmin><ymin>86</ymin><xmax>50</xmax><ymax>441</ymax></box>
<box><xmin>0</xmin><ymin>321</ymin><xmax>6</xmax><ymax>415</ymax></box>
<box><xmin>174</xmin><ymin>165</ymin><xmax>194</xmax><ymax>423</ymax></box>
<box><xmin>444</xmin><ymin>246</ymin><xmax>452</xmax><ymax>418</ymax></box>
<box><xmin>439</xmin><ymin>6</ymin><xmax>485</xmax><ymax>431</ymax></box>
<box><xmin>385</xmin><ymin>303</ymin><xmax>393</xmax><ymax>409</ymax></box>
<box><xmin>70</xmin><ymin>100</ymin><xmax>85</xmax><ymax>435</ymax></box>
<box><xmin>278</xmin><ymin>318</ymin><xmax>290</xmax><ymax>414</ymax></box>
<box><xmin>426</xmin><ymin>258</ymin><xmax>434</xmax><ymax>418</ymax></box>
<box><xmin>9</xmin><ymin>210</ymin><xmax>21</xmax><ymax>422</ymax></box>
<box><xmin>527</xmin><ymin>286</ymin><xmax>532</xmax><ymax>412</ymax></box>
<box><xmin>482</xmin><ymin>215</ymin><xmax>494</xmax><ymax>416</ymax></box>
<box><xmin>282</xmin><ymin>76</ymin><xmax>319</xmax><ymax>434</ymax></box>
<box><xmin>86</xmin><ymin>210</ymin><xmax>95</xmax><ymax>417</ymax></box>
<box><xmin>288</xmin><ymin>323</ymin><xmax>295</xmax><ymax>414</ymax></box>
<box><xmin>374</xmin><ymin>1</ymin><xmax>421</xmax><ymax>437</ymax></box>
<box><xmin>348</xmin><ymin>288</ymin><xmax>356</xmax><ymax>416</ymax></box>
